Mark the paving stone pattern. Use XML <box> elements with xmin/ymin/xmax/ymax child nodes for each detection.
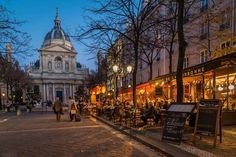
<box><xmin>0</xmin><ymin>112</ymin><xmax>165</xmax><ymax>157</ymax></box>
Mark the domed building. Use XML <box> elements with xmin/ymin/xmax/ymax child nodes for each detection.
<box><xmin>29</xmin><ymin>11</ymin><xmax>89</xmax><ymax>103</ymax></box>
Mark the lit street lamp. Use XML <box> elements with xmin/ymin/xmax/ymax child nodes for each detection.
<box><xmin>2</xmin><ymin>93</ymin><xmax>5</xmax><ymax>109</ymax></box>
<box><xmin>112</xmin><ymin>64</ymin><xmax>133</xmax><ymax>102</ymax></box>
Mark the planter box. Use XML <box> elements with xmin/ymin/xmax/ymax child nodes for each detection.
<box><xmin>222</xmin><ymin>111</ymin><xmax>236</xmax><ymax>125</ymax></box>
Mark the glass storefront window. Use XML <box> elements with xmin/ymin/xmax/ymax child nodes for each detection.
<box><xmin>215</xmin><ymin>73</ymin><xmax>236</xmax><ymax>110</ymax></box>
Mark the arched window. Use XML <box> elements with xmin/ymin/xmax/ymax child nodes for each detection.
<box><xmin>65</xmin><ymin>62</ymin><xmax>69</xmax><ymax>72</ymax></box>
<box><xmin>48</xmin><ymin>61</ymin><xmax>52</xmax><ymax>70</ymax></box>
<box><xmin>55</xmin><ymin>56</ymin><xmax>62</xmax><ymax>69</ymax></box>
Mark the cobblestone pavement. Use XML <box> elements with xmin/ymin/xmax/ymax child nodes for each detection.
<box><xmin>0</xmin><ymin>112</ymin><xmax>165</xmax><ymax>157</ymax></box>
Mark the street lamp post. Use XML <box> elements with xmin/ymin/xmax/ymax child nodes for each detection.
<box><xmin>112</xmin><ymin>64</ymin><xmax>119</xmax><ymax>100</ymax></box>
<box><xmin>2</xmin><ymin>93</ymin><xmax>5</xmax><ymax>110</ymax></box>
<box><xmin>112</xmin><ymin>64</ymin><xmax>133</xmax><ymax>102</ymax></box>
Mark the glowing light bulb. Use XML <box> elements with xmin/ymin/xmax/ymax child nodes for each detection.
<box><xmin>228</xmin><ymin>84</ymin><xmax>235</xmax><ymax>90</ymax></box>
<box><xmin>218</xmin><ymin>86</ymin><xmax>223</xmax><ymax>91</ymax></box>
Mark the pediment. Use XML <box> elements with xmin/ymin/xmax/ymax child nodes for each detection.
<box><xmin>40</xmin><ymin>44</ymin><xmax>76</xmax><ymax>53</ymax></box>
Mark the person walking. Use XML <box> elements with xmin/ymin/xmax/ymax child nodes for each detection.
<box><xmin>53</xmin><ymin>97</ymin><xmax>63</xmax><ymax>122</ymax></box>
<box><xmin>70</xmin><ymin>100</ymin><xmax>78</xmax><ymax>121</ymax></box>
<box><xmin>67</xmin><ymin>96</ymin><xmax>74</xmax><ymax>120</ymax></box>
<box><xmin>78</xmin><ymin>97</ymin><xmax>83</xmax><ymax>115</ymax></box>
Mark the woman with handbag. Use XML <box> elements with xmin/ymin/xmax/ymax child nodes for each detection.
<box><xmin>70</xmin><ymin>100</ymin><xmax>78</xmax><ymax>121</ymax></box>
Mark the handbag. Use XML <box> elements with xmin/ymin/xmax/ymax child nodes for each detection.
<box><xmin>71</xmin><ymin>109</ymin><xmax>76</xmax><ymax>114</ymax></box>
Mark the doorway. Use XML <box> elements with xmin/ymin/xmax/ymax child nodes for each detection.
<box><xmin>56</xmin><ymin>91</ymin><xmax>63</xmax><ymax>102</ymax></box>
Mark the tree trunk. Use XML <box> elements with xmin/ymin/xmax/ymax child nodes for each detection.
<box><xmin>10</xmin><ymin>85</ymin><xmax>13</xmax><ymax>104</ymax></box>
<box><xmin>6</xmin><ymin>82</ymin><xmax>9</xmax><ymax>101</ymax></box>
<box><xmin>176</xmin><ymin>0</ymin><xmax>187</xmax><ymax>103</ymax></box>
<box><xmin>149</xmin><ymin>63</ymin><xmax>153</xmax><ymax>81</ymax></box>
<box><xmin>132</xmin><ymin>47</ymin><xmax>138</xmax><ymax>109</ymax></box>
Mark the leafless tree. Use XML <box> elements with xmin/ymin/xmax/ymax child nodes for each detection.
<box><xmin>0</xmin><ymin>5</ymin><xmax>31</xmax><ymax>58</ymax></box>
<box><xmin>0</xmin><ymin>55</ymin><xmax>31</xmax><ymax>103</ymax></box>
<box><xmin>77</xmin><ymin>0</ymin><xmax>163</xmax><ymax>107</ymax></box>
<box><xmin>139</xmin><ymin>27</ymin><xmax>163</xmax><ymax>80</ymax></box>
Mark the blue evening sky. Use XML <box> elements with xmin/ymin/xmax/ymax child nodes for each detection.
<box><xmin>1</xmin><ymin>0</ymin><xmax>97</xmax><ymax>70</ymax></box>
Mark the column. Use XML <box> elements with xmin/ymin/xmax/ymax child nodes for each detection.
<box><xmin>43</xmin><ymin>83</ymin><xmax>46</xmax><ymax>102</ymax></box>
<box><xmin>202</xmin><ymin>74</ymin><xmax>205</xmax><ymax>99</ymax></box>
<box><xmin>63</xmin><ymin>83</ymin><xmax>66</xmax><ymax>103</ymax></box>
<box><xmin>70</xmin><ymin>84</ymin><xmax>72</xmax><ymax>98</ymax></box>
<box><xmin>45</xmin><ymin>83</ymin><xmax>48</xmax><ymax>101</ymax></box>
<box><xmin>213</xmin><ymin>71</ymin><xmax>216</xmax><ymax>99</ymax></box>
<box><xmin>53</xmin><ymin>84</ymin><xmax>55</xmax><ymax>102</ymax></box>
<box><xmin>72</xmin><ymin>84</ymin><xmax>75</xmax><ymax>98</ymax></box>
<box><xmin>167</xmin><ymin>85</ymin><xmax>171</xmax><ymax>100</ymax></box>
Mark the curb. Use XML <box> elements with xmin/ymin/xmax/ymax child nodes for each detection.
<box><xmin>91</xmin><ymin>114</ymin><xmax>176</xmax><ymax>157</ymax></box>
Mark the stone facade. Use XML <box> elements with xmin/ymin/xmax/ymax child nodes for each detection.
<box><xmin>29</xmin><ymin>13</ymin><xmax>88</xmax><ymax>103</ymax></box>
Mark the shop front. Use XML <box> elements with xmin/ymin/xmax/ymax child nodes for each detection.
<box><xmin>90</xmin><ymin>85</ymin><xmax>106</xmax><ymax>104</ymax></box>
<box><xmin>154</xmin><ymin>53</ymin><xmax>236</xmax><ymax>124</ymax></box>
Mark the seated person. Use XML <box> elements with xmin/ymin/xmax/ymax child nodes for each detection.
<box><xmin>141</xmin><ymin>102</ymin><xmax>160</xmax><ymax>125</ymax></box>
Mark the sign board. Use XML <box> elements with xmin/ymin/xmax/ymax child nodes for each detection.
<box><xmin>195</xmin><ymin>108</ymin><xmax>218</xmax><ymax>135</ymax></box>
<box><xmin>199</xmin><ymin>99</ymin><xmax>219</xmax><ymax>107</ymax></box>
<box><xmin>162</xmin><ymin>112</ymin><xmax>188</xmax><ymax>144</ymax></box>
<box><xmin>155</xmin><ymin>87</ymin><xmax>163</xmax><ymax>95</ymax></box>
<box><xmin>162</xmin><ymin>103</ymin><xmax>196</xmax><ymax>144</ymax></box>
<box><xmin>168</xmin><ymin>103</ymin><xmax>196</xmax><ymax>113</ymax></box>
<box><xmin>194</xmin><ymin>99</ymin><xmax>222</xmax><ymax>147</ymax></box>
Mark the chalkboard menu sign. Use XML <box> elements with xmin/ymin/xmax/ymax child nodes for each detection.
<box><xmin>162</xmin><ymin>103</ymin><xmax>196</xmax><ymax>144</ymax></box>
<box><xmin>194</xmin><ymin>99</ymin><xmax>222</xmax><ymax>147</ymax></box>
<box><xmin>162</xmin><ymin>112</ymin><xmax>188</xmax><ymax>144</ymax></box>
<box><xmin>196</xmin><ymin>108</ymin><xmax>218</xmax><ymax>135</ymax></box>
<box><xmin>195</xmin><ymin>99</ymin><xmax>220</xmax><ymax>135</ymax></box>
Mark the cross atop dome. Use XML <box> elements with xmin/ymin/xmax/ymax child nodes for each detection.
<box><xmin>54</xmin><ymin>8</ymin><xmax>61</xmax><ymax>28</ymax></box>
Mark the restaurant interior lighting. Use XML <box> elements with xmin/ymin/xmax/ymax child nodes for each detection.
<box><xmin>218</xmin><ymin>85</ymin><xmax>224</xmax><ymax>91</ymax></box>
<box><xmin>228</xmin><ymin>84</ymin><xmax>235</xmax><ymax>90</ymax></box>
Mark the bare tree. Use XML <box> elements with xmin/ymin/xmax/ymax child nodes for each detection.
<box><xmin>139</xmin><ymin>27</ymin><xmax>162</xmax><ymax>80</ymax></box>
<box><xmin>78</xmin><ymin>0</ymin><xmax>164</xmax><ymax>108</ymax></box>
<box><xmin>0</xmin><ymin>55</ymin><xmax>31</xmax><ymax>103</ymax></box>
<box><xmin>0</xmin><ymin>5</ymin><xmax>31</xmax><ymax>57</ymax></box>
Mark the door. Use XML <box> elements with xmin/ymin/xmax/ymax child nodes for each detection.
<box><xmin>56</xmin><ymin>91</ymin><xmax>63</xmax><ymax>102</ymax></box>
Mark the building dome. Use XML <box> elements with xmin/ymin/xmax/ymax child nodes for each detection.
<box><xmin>42</xmin><ymin>10</ymin><xmax>74</xmax><ymax>50</ymax></box>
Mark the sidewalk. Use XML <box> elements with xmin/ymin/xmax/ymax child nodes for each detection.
<box><xmin>92</xmin><ymin>115</ymin><xmax>236</xmax><ymax>157</ymax></box>
<box><xmin>0</xmin><ymin>110</ymin><xmax>6</xmax><ymax>114</ymax></box>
